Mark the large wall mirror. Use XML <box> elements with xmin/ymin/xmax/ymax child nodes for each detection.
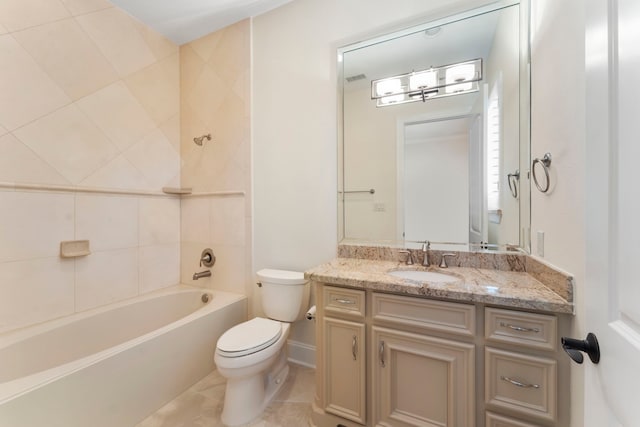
<box><xmin>338</xmin><ymin>0</ymin><xmax>530</xmax><ymax>252</ymax></box>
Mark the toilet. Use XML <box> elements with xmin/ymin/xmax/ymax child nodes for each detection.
<box><xmin>214</xmin><ymin>269</ymin><xmax>310</xmax><ymax>426</ymax></box>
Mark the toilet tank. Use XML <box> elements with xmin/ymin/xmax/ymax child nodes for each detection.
<box><xmin>257</xmin><ymin>269</ymin><xmax>310</xmax><ymax>322</ymax></box>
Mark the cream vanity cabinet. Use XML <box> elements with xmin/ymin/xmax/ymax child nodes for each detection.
<box><xmin>313</xmin><ymin>284</ymin><xmax>570</xmax><ymax>427</ymax></box>
<box><xmin>319</xmin><ymin>286</ymin><xmax>367</xmax><ymax>424</ymax></box>
<box><xmin>371</xmin><ymin>293</ymin><xmax>476</xmax><ymax>427</ymax></box>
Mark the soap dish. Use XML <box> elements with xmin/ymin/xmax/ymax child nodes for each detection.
<box><xmin>60</xmin><ymin>240</ymin><xmax>90</xmax><ymax>258</ymax></box>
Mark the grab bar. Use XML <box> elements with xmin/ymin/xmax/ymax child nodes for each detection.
<box><xmin>339</xmin><ymin>189</ymin><xmax>375</xmax><ymax>194</ymax></box>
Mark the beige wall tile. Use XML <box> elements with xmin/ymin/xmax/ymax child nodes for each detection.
<box><xmin>139</xmin><ymin>197</ymin><xmax>180</xmax><ymax>246</ymax></box>
<box><xmin>0</xmin><ymin>23</ymin><xmax>7</xmax><ymax>35</ymax></box>
<box><xmin>0</xmin><ymin>0</ymin><xmax>70</xmax><ymax>32</ymax></box>
<box><xmin>0</xmin><ymin>133</ymin><xmax>70</xmax><ymax>185</ymax></box>
<box><xmin>125</xmin><ymin>53</ymin><xmax>179</xmax><ymax>126</ymax></box>
<box><xmin>76</xmin><ymin>81</ymin><xmax>156</xmax><ymax>151</ymax></box>
<box><xmin>139</xmin><ymin>244</ymin><xmax>180</xmax><ymax>293</ymax></box>
<box><xmin>160</xmin><ymin>114</ymin><xmax>181</xmax><ymax>153</ymax></box>
<box><xmin>124</xmin><ymin>129</ymin><xmax>180</xmax><ymax>189</ymax></box>
<box><xmin>188</xmin><ymin>31</ymin><xmax>222</xmax><ymax>63</ymax></box>
<box><xmin>0</xmin><ymin>125</ymin><xmax>6</xmax><ymax>136</ymax></box>
<box><xmin>60</xmin><ymin>0</ymin><xmax>111</xmax><ymax>16</ymax></box>
<box><xmin>13</xmin><ymin>104</ymin><xmax>119</xmax><ymax>184</ymax></box>
<box><xmin>0</xmin><ymin>257</ymin><xmax>75</xmax><ymax>332</ymax></box>
<box><xmin>76</xmin><ymin>194</ymin><xmax>138</xmax><ymax>251</ymax></box>
<box><xmin>179</xmin><ymin>45</ymin><xmax>206</xmax><ymax>100</ymax></box>
<box><xmin>75</xmin><ymin>248</ymin><xmax>139</xmax><ymax>311</ymax></box>
<box><xmin>13</xmin><ymin>18</ymin><xmax>118</xmax><ymax>100</ymax></box>
<box><xmin>131</xmin><ymin>19</ymin><xmax>178</xmax><ymax>61</ymax></box>
<box><xmin>210</xmin><ymin>196</ymin><xmax>245</xmax><ymax>246</ymax></box>
<box><xmin>0</xmin><ymin>35</ymin><xmax>70</xmax><ymax>130</ymax></box>
<box><xmin>76</xmin><ymin>7</ymin><xmax>156</xmax><ymax>77</ymax></box>
<box><xmin>184</xmin><ymin>63</ymin><xmax>226</xmax><ymax>126</ymax></box>
<box><xmin>181</xmin><ymin>197</ymin><xmax>211</xmax><ymax>244</ymax></box>
<box><xmin>0</xmin><ymin>191</ymin><xmax>74</xmax><ymax>263</ymax></box>
<box><xmin>80</xmin><ymin>154</ymin><xmax>150</xmax><ymax>190</ymax></box>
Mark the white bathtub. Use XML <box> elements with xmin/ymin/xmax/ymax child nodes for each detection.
<box><xmin>0</xmin><ymin>285</ymin><xmax>246</xmax><ymax>427</ymax></box>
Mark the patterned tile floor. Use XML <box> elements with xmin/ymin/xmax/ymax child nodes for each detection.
<box><xmin>136</xmin><ymin>364</ymin><xmax>315</xmax><ymax>427</ymax></box>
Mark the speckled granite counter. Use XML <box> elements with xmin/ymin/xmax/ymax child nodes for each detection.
<box><xmin>305</xmin><ymin>256</ymin><xmax>574</xmax><ymax>315</ymax></box>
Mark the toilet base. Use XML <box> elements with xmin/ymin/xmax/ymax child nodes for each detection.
<box><xmin>220</xmin><ymin>351</ymin><xmax>289</xmax><ymax>426</ymax></box>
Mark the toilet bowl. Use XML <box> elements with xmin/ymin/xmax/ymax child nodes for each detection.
<box><xmin>214</xmin><ymin>269</ymin><xmax>309</xmax><ymax>426</ymax></box>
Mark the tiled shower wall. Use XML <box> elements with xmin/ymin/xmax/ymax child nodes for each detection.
<box><xmin>0</xmin><ymin>0</ymin><xmax>181</xmax><ymax>332</ymax></box>
<box><xmin>179</xmin><ymin>20</ymin><xmax>253</xmax><ymax>314</ymax></box>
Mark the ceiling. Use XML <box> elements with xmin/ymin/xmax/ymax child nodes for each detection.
<box><xmin>110</xmin><ymin>0</ymin><xmax>294</xmax><ymax>45</ymax></box>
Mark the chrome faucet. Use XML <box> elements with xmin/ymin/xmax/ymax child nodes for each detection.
<box><xmin>421</xmin><ymin>241</ymin><xmax>430</xmax><ymax>266</ymax></box>
<box><xmin>193</xmin><ymin>270</ymin><xmax>211</xmax><ymax>280</ymax></box>
<box><xmin>398</xmin><ymin>250</ymin><xmax>414</xmax><ymax>265</ymax></box>
<box><xmin>439</xmin><ymin>253</ymin><xmax>457</xmax><ymax>268</ymax></box>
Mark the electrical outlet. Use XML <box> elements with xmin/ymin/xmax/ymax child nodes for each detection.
<box><xmin>537</xmin><ymin>231</ymin><xmax>544</xmax><ymax>257</ymax></box>
<box><xmin>373</xmin><ymin>203</ymin><xmax>386</xmax><ymax>212</ymax></box>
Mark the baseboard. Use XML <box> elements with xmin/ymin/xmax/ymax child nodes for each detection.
<box><xmin>287</xmin><ymin>339</ymin><xmax>316</xmax><ymax>369</ymax></box>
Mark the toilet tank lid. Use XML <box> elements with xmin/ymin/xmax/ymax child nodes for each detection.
<box><xmin>256</xmin><ymin>269</ymin><xmax>307</xmax><ymax>285</ymax></box>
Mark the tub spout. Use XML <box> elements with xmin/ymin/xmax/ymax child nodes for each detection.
<box><xmin>193</xmin><ymin>270</ymin><xmax>211</xmax><ymax>280</ymax></box>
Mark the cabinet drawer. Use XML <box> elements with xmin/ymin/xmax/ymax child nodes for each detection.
<box><xmin>486</xmin><ymin>411</ymin><xmax>542</xmax><ymax>427</ymax></box>
<box><xmin>485</xmin><ymin>347</ymin><xmax>557</xmax><ymax>422</ymax></box>
<box><xmin>372</xmin><ymin>293</ymin><xmax>475</xmax><ymax>336</ymax></box>
<box><xmin>323</xmin><ymin>286</ymin><xmax>365</xmax><ymax>319</ymax></box>
<box><xmin>485</xmin><ymin>307</ymin><xmax>557</xmax><ymax>351</ymax></box>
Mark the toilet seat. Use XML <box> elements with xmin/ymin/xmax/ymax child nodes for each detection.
<box><xmin>216</xmin><ymin>317</ymin><xmax>282</xmax><ymax>358</ymax></box>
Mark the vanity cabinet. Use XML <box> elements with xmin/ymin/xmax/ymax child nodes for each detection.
<box><xmin>371</xmin><ymin>293</ymin><xmax>476</xmax><ymax>427</ymax></box>
<box><xmin>312</xmin><ymin>284</ymin><xmax>570</xmax><ymax>427</ymax></box>
<box><xmin>484</xmin><ymin>308</ymin><xmax>561</xmax><ymax>426</ymax></box>
<box><xmin>320</xmin><ymin>286</ymin><xmax>366</xmax><ymax>424</ymax></box>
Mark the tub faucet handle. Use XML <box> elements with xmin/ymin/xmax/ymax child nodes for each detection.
<box><xmin>200</xmin><ymin>248</ymin><xmax>215</xmax><ymax>267</ymax></box>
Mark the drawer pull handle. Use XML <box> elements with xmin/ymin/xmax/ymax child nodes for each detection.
<box><xmin>333</xmin><ymin>298</ymin><xmax>356</xmax><ymax>305</ymax></box>
<box><xmin>500</xmin><ymin>322</ymin><xmax>540</xmax><ymax>333</ymax></box>
<box><xmin>352</xmin><ymin>335</ymin><xmax>357</xmax><ymax>361</ymax></box>
<box><xmin>500</xmin><ymin>376</ymin><xmax>540</xmax><ymax>389</ymax></box>
<box><xmin>379</xmin><ymin>341</ymin><xmax>386</xmax><ymax>367</ymax></box>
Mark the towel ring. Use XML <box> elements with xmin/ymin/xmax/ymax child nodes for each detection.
<box><xmin>507</xmin><ymin>170</ymin><xmax>520</xmax><ymax>198</ymax></box>
<box><xmin>532</xmin><ymin>153</ymin><xmax>552</xmax><ymax>193</ymax></box>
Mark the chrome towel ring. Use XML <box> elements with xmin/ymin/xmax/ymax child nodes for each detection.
<box><xmin>532</xmin><ymin>152</ymin><xmax>552</xmax><ymax>193</ymax></box>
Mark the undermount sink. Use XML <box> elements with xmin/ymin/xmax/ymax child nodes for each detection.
<box><xmin>387</xmin><ymin>270</ymin><xmax>460</xmax><ymax>283</ymax></box>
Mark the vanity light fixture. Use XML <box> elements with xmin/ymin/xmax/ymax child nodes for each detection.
<box><xmin>371</xmin><ymin>58</ymin><xmax>482</xmax><ymax>107</ymax></box>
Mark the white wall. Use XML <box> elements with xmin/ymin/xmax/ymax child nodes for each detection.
<box><xmin>252</xmin><ymin>0</ymin><xmax>488</xmax><ymax>349</ymax></box>
<box><xmin>530</xmin><ymin>0</ymin><xmax>585</xmax><ymax>426</ymax></box>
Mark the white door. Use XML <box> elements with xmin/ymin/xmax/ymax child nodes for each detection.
<box><xmin>585</xmin><ymin>0</ymin><xmax>640</xmax><ymax>425</ymax></box>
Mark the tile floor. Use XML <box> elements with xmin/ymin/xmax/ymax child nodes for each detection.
<box><xmin>136</xmin><ymin>364</ymin><xmax>315</xmax><ymax>427</ymax></box>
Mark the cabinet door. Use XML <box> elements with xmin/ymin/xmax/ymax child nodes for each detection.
<box><xmin>323</xmin><ymin>317</ymin><xmax>366</xmax><ymax>424</ymax></box>
<box><xmin>372</xmin><ymin>327</ymin><xmax>475</xmax><ymax>427</ymax></box>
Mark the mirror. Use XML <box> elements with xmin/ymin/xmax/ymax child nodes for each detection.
<box><xmin>338</xmin><ymin>1</ymin><xmax>530</xmax><ymax>252</ymax></box>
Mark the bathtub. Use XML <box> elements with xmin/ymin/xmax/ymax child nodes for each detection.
<box><xmin>0</xmin><ymin>285</ymin><xmax>246</xmax><ymax>427</ymax></box>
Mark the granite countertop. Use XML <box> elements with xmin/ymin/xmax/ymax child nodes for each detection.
<box><xmin>305</xmin><ymin>257</ymin><xmax>573</xmax><ymax>314</ymax></box>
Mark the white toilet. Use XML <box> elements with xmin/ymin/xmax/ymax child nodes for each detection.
<box><xmin>214</xmin><ymin>269</ymin><xmax>310</xmax><ymax>426</ymax></box>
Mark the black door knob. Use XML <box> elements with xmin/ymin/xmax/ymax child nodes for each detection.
<box><xmin>561</xmin><ymin>332</ymin><xmax>600</xmax><ymax>364</ymax></box>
